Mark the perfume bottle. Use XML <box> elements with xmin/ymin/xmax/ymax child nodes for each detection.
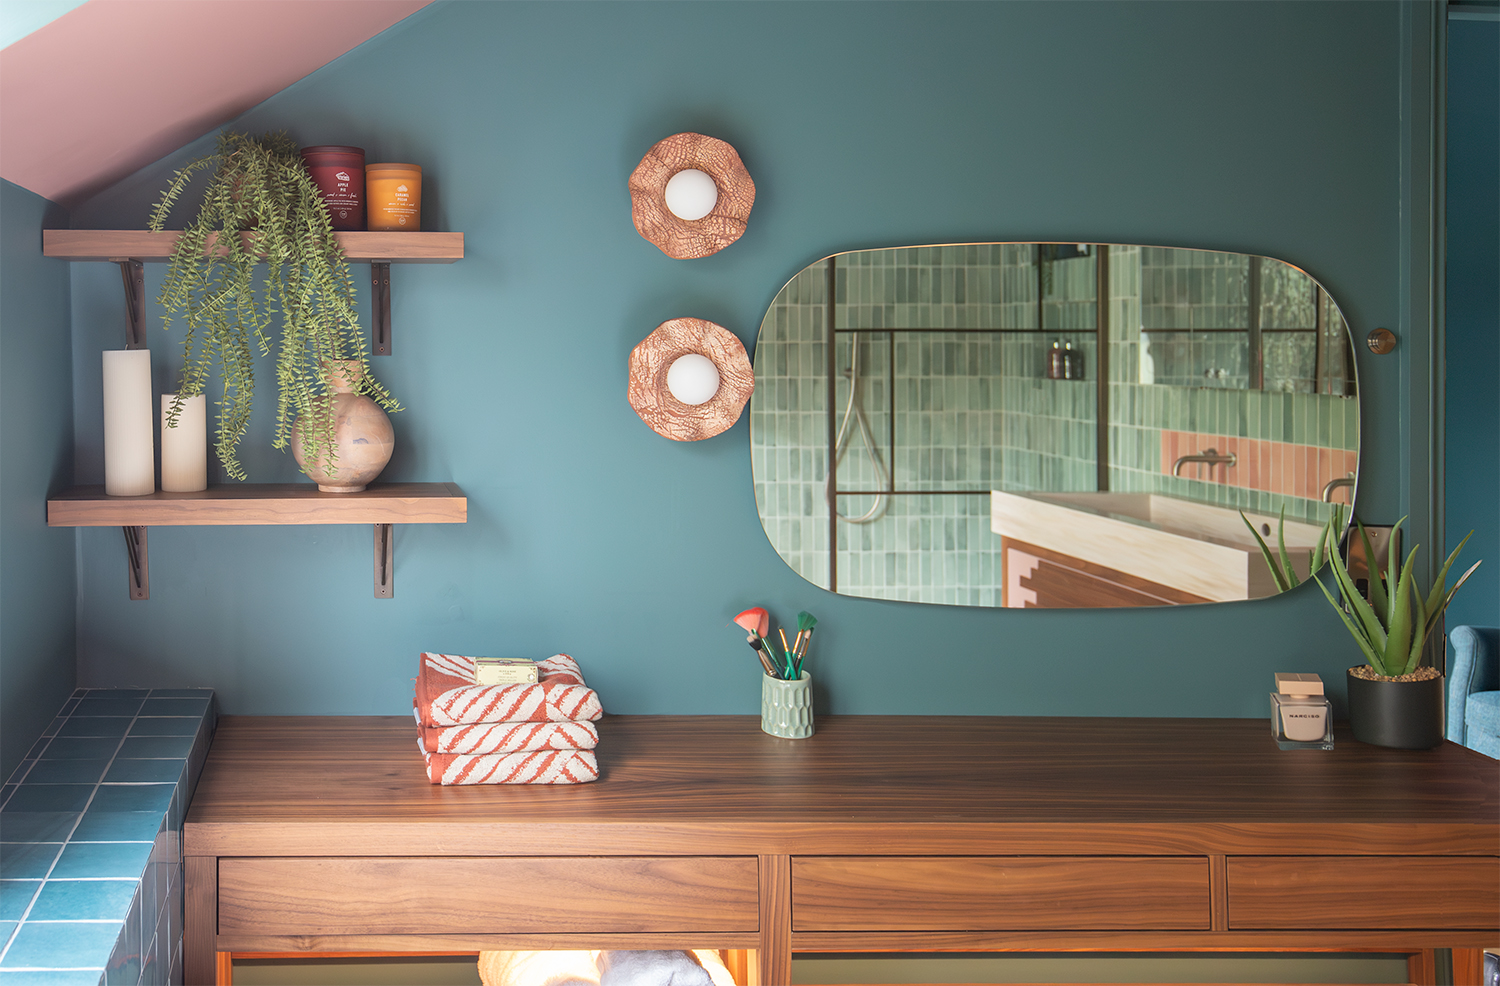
<box><xmin>1047</xmin><ymin>341</ymin><xmax>1066</xmax><ymax>379</ymax></box>
<box><xmin>1270</xmin><ymin>673</ymin><xmax>1333</xmax><ymax>750</ymax></box>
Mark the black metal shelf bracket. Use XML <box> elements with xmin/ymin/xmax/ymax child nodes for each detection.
<box><xmin>372</xmin><ymin>263</ymin><xmax>392</xmax><ymax>355</ymax></box>
<box><xmin>123</xmin><ymin>526</ymin><xmax>149</xmax><ymax>600</ymax></box>
<box><xmin>375</xmin><ymin>524</ymin><xmax>394</xmax><ymax>598</ymax></box>
<box><xmin>118</xmin><ymin>260</ymin><xmax>146</xmax><ymax>349</ymax></box>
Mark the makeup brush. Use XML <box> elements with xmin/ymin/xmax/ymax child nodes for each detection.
<box><xmin>747</xmin><ymin>635</ymin><xmax>779</xmax><ymax>677</ymax></box>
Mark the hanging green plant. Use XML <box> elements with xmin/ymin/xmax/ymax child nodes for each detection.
<box><xmin>148</xmin><ymin>130</ymin><xmax>398</xmax><ymax>481</ymax></box>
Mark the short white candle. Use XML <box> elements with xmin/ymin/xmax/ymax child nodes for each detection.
<box><xmin>666</xmin><ymin>353</ymin><xmax>721</xmax><ymax>405</ymax></box>
<box><xmin>160</xmin><ymin>393</ymin><xmax>207</xmax><ymax>492</ymax></box>
<box><xmin>102</xmin><ymin>350</ymin><xmax>154</xmax><ymax>496</ymax></box>
<box><xmin>663</xmin><ymin>169</ymin><xmax>718</xmax><ymax>221</ymax></box>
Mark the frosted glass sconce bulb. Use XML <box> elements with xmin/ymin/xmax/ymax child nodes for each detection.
<box><xmin>666</xmin><ymin>353</ymin><xmax>721</xmax><ymax>405</ymax></box>
<box><xmin>663</xmin><ymin>169</ymin><xmax>718</xmax><ymax>221</ymax></box>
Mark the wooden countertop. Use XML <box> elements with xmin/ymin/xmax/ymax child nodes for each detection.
<box><xmin>184</xmin><ymin>715</ymin><xmax>1498</xmax><ymax>858</ymax></box>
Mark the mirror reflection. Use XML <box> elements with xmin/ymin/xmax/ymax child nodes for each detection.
<box><xmin>750</xmin><ymin>244</ymin><xmax>1359</xmax><ymax>608</ymax></box>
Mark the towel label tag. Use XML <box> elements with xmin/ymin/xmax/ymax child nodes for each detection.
<box><xmin>474</xmin><ymin>658</ymin><xmax>540</xmax><ymax>685</ymax></box>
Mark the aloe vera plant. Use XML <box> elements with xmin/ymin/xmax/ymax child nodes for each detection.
<box><xmin>1315</xmin><ymin>516</ymin><xmax>1480</xmax><ymax>678</ymax></box>
<box><xmin>1241</xmin><ymin>505</ymin><xmax>1344</xmax><ymax>593</ymax></box>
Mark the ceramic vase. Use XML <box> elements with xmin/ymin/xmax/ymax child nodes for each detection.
<box><xmin>762</xmin><ymin>671</ymin><xmax>814</xmax><ymax>739</ymax></box>
<box><xmin>291</xmin><ymin>360</ymin><xmax>394</xmax><ymax>493</ymax></box>
<box><xmin>1346</xmin><ymin>668</ymin><xmax>1445</xmax><ymax>749</ymax></box>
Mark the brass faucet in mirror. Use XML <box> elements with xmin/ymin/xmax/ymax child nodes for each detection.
<box><xmin>749</xmin><ymin>244</ymin><xmax>1359</xmax><ymax>608</ymax></box>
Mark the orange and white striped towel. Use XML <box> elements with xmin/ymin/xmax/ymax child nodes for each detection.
<box><xmin>416</xmin><ymin>652</ymin><xmax>603</xmax><ymax>728</ymax></box>
<box><xmin>419</xmin><ymin>740</ymin><xmax>599</xmax><ymax>785</ymax></box>
<box><xmin>413</xmin><ymin>710</ymin><xmax>600</xmax><ymax>755</ymax></box>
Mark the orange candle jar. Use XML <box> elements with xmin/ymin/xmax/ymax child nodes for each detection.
<box><xmin>365</xmin><ymin>163</ymin><xmax>422</xmax><ymax>231</ymax></box>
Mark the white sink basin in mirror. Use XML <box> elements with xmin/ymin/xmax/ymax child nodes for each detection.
<box><xmin>990</xmin><ymin>491</ymin><xmax>1326</xmax><ymax>607</ymax></box>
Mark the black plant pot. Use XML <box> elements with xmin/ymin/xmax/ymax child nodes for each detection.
<box><xmin>1346</xmin><ymin>668</ymin><xmax>1445</xmax><ymax>749</ymax></box>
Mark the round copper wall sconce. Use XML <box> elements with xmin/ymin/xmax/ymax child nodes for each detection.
<box><xmin>1366</xmin><ymin>328</ymin><xmax>1397</xmax><ymax>355</ymax></box>
<box><xmin>628</xmin><ymin>318</ymin><xmax>755</xmax><ymax>441</ymax></box>
<box><xmin>629</xmin><ymin>133</ymin><xmax>755</xmax><ymax>259</ymax></box>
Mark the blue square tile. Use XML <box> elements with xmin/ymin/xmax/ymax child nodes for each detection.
<box><xmin>23</xmin><ymin>739</ymin><xmax>50</xmax><ymax>761</ymax></box>
<box><xmin>0</xmin><ymin>921</ymin><xmax>14</xmax><ymax>945</ymax></box>
<box><xmin>49</xmin><ymin>844</ymin><xmax>152</xmax><ymax>881</ymax></box>
<box><xmin>37</xmin><ymin>720</ymin><xmax>62</xmax><ymax>739</ymax></box>
<box><xmin>74</xmin><ymin>699</ymin><xmax>143</xmax><ymax>719</ymax></box>
<box><xmin>115</xmin><ymin>738</ymin><xmax>191</xmax><ymax>760</ymax></box>
<box><xmin>55</xmin><ymin>719</ymin><xmax>130</xmax><ymax>740</ymax></box>
<box><xmin>144</xmin><ymin>689</ymin><xmax>211</xmax><ymax>699</ymax></box>
<box><xmin>87</xmin><ymin>788</ymin><xmax>170</xmax><ymax>815</ymax></box>
<box><xmin>139</xmin><ymin>699</ymin><xmax>207</xmax><ymax>717</ymax></box>
<box><xmin>0</xmin><ymin>919</ymin><xmax>120</xmax><ymax>967</ymax></box>
<box><xmin>104</xmin><ymin>897</ymin><xmax>140</xmax><ymax>986</ymax></box>
<box><xmin>101</xmin><ymin>761</ymin><xmax>180</xmax><ymax>785</ymax></box>
<box><xmin>0</xmin><ymin>787</ymin><xmax>15</xmax><ymax>810</ymax></box>
<box><xmin>58</xmin><ymin>699</ymin><xmax>79</xmax><ymax>716</ymax></box>
<box><xmin>0</xmin><ymin>971</ymin><xmax>107</xmax><ymax>985</ymax></box>
<box><xmin>29</xmin><ymin>881</ymin><xmax>136</xmax><ymax>922</ymax></box>
<box><xmin>126</xmin><ymin>719</ymin><xmax>196</xmax><ymax>738</ymax></box>
<box><xmin>79</xmin><ymin>690</ymin><xmax>147</xmax><ymax>700</ymax></box>
<box><xmin>20</xmin><ymin>762</ymin><xmax>110</xmax><ymax>786</ymax></box>
<box><xmin>0</xmin><ymin>843</ymin><xmax>61</xmax><ymax>880</ymax></box>
<box><xmin>36</xmin><ymin>740</ymin><xmax>118</xmax><ymax>762</ymax></box>
<box><xmin>0</xmin><ymin>814</ymin><xmax>78</xmax><ymax>844</ymax></box>
<box><xmin>70</xmin><ymin>813</ymin><xmax>160</xmax><ymax>844</ymax></box>
<box><xmin>0</xmin><ymin>882</ymin><xmax>40</xmax><ymax>920</ymax></box>
<box><xmin>2</xmin><ymin>787</ymin><xmax>92</xmax><ymax>814</ymax></box>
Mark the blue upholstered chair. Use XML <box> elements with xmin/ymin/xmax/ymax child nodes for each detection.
<box><xmin>1447</xmin><ymin>625</ymin><xmax>1499</xmax><ymax>758</ymax></box>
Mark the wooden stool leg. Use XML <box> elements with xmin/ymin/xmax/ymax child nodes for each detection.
<box><xmin>1409</xmin><ymin>949</ymin><xmax>1438</xmax><ymax>986</ymax></box>
<box><xmin>1452</xmin><ymin>948</ymin><xmax>1486</xmax><ymax>986</ymax></box>
<box><xmin>215</xmin><ymin>952</ymin><xmax>232</xmax><ymax>986</ymax></box>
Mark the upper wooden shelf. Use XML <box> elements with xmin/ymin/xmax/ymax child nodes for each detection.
<box><xmin>42</xmin><ymin>230</ymin><xmax>465</xmax><ymax>264</ymax></box>
<box><xmin>47</xmin><ymin>482</ymin><xmax>466</xmax><ymax>527</ymax></box>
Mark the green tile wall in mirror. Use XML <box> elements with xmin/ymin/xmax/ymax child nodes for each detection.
<box><xmin>750</xmin><ymin>244</ymin><xmax>1359</xmax><ymax>609</ymax></box>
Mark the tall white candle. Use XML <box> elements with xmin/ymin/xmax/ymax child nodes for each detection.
<box><xmin>102</xmin><ymin>350</ymin><xmax>154</xmax><ymax>496</ymax></box>
<box><xmin>160</xmin><ymin>393</ymin><xmax>207</xmax><ymax>492</ymax></box>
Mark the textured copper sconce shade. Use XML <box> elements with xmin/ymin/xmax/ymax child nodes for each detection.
<box><xmin>629</xmin><ymin>133</ymin><xmax>755</xmax><ymax>259</ymax></box>
<box><xmin>628</xmin><ymin>318</ymin><xmax>755</xmax><ymax>441</ymax></box>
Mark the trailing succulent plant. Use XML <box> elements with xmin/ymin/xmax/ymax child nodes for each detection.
<box><xmin>149</xmin><ymin>130</ymin><xmax>398</xmax><ymax>481</ymax></box>
<box><xmin>1243</xmin><ymin>506</ymin><xmax>1480</xmax><ymax>678</ymax></box>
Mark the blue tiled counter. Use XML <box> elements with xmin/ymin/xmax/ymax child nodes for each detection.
<box><xmin>0</xmin><ymin>689</ymin><xmax>216</xmax><ymax>986</ymax></box>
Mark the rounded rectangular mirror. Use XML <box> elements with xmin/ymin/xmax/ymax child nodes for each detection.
<box><xmin>750</xmin><ymin>244</ymin><xmax>1359</xmax><ymax>608</ymax></box>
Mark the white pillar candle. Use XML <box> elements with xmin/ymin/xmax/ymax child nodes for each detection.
<box><xmin>102</xmin><ymin>350</ymin><xmax>154</xmax><ymax>496</ymax></box>
<box><xmin>160</xmin><ymin>393</ymin><xmax>207</xmax><ymax>492</ymax></box>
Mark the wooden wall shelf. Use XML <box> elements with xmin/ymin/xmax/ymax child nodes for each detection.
<box><xmin>47</xmin><ymin>483</ymin><xmax>466</xmax><ymax>527</ymax></box>
<box><xmin>42</xmin><ymin>229</ymin><xmax>464</xmax><ymax>264</ymax></box>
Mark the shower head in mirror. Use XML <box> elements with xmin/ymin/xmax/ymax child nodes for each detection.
<box><xmin>629</xmin><ymin>133</ymin><xmax>755</xmax><ymax>259</ymax></box>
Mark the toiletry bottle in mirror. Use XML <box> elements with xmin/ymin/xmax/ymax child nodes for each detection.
<box><xmin>1048</xmin><ymin>341</ymin><xmax>1066</xmax><ymax>380</ymax></box>
<box><xmin>1063</xmin><ymin>342</ymin><xmax>1084</xmax><ymax>380</ymax></box>
<box><xmin>1270</xmin><ymin>673</ymin><xmax>1333</xmax><ymax>750</ymax></box>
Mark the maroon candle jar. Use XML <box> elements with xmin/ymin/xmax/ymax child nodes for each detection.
<box><xmin>300</xmin><ymin>145</ymin><xmax>365</xmax><ymax>230</ymax></box>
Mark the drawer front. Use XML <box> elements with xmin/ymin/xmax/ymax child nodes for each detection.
<box><xmin>219</xmin><ymin>856</ymin><xmax>759</xmax><ymax>935</ymax></box>
<box><xmin>1227</xmin><ymin>856</ymin><xmax>1500</xmax><ymax>930</ymax></box>
<box><xmin>792</xmin><ymin>856</ymin><xmax>1209</xmax><ymax>931</ymax></box>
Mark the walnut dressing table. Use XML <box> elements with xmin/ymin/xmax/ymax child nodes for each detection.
<box><xmin>183</xmin><ymin>716</ymin><xmax>1498</xmax><ymax>985</ymax></box>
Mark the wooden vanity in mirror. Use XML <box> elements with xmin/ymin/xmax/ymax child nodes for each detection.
<box><xmin>184</xmin><ymin>715</ymin><xmax>1497</xmax><ymax>985</ymax></box>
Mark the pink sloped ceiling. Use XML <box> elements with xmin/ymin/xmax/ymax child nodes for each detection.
<box><xmin>0</xmin><ymin>0</ymin><xmax>431</xmax><ymax>207</ymax></box>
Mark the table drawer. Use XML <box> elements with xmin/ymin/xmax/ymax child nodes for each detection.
<box><xmin>218</xmin><ymin>856</ymin><xmax>759</xmax><ymax>935</ymax></box>
<box><xmin>1227</xmin><ymin>856</ymin><xmax>1500</xmax><ymax>930</ymax></box>
<box><xmin>792</xmin><ymin>856</ymin><xmax>1209</xmax><ymax>931</ymax></box>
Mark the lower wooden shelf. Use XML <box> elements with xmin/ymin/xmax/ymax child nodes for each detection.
<box><xmin>47</xmin><ymin>482</ymin><xmax>466</xmax><ymax>527</ymax></box>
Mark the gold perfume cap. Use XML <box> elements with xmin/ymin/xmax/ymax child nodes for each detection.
<box><xmin>1275</xmin><ymin>672</ymin><xmax>1325</xmax><ymax>697</ymax></box>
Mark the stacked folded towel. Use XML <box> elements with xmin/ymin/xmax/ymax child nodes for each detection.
<box><xmin>414</xmin><ymin>652</ymin><xmax>604</xmax><ymax>785</ymax></box>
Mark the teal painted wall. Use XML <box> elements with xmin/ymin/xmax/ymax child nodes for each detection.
<box><xmin>66</xmin><ymin>0</ymin><xmax>1417</xmax><ymax>717</ymax></box>
<box><xmin>1444</xmin><ymin>16</ymin><xmax>1498</xmax><ymax>634</ymax></box>
<box><xmin>1</xmin><ymin>179</ymin><xmax>77</xmax><ymax>780</ymax></box>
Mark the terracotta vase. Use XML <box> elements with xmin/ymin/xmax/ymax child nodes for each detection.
<box><xmin>291</xmin><ymin>360</ymin><xmax>394</xmax><ymax>493</ymax></box>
